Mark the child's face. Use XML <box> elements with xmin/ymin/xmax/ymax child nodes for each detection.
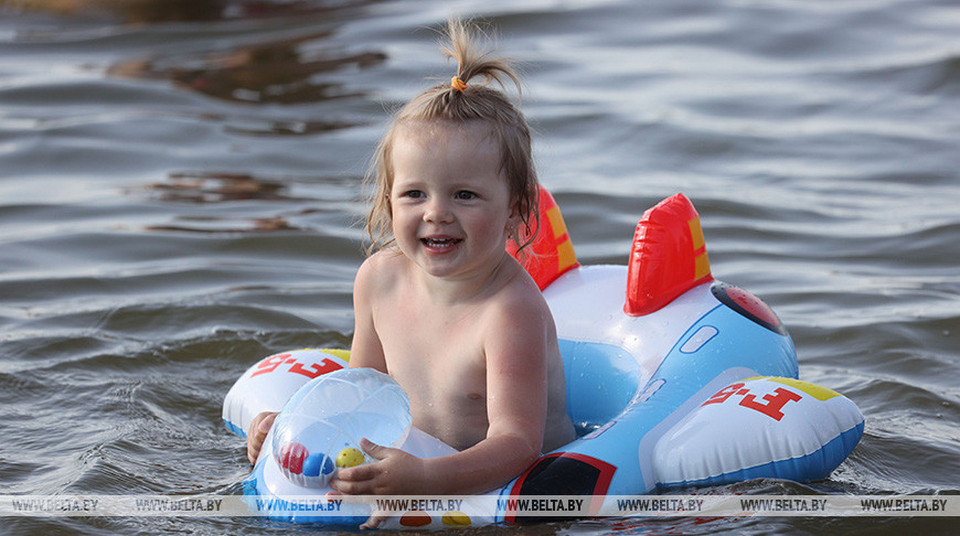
<box><xmin>389</xmin><ymin>122</ymin><xmax>518</xmax><ymax>281</ymax></box>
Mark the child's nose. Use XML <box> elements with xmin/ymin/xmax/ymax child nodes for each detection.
<box><xmin>423</xmin><ymin>198</ymin><xmax>454</xmax><ymax>223</ymax></box>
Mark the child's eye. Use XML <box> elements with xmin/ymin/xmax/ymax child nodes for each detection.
<box><xmin>402</xmin><ymin>190</ymin><xmax>425</xmax><ymax>199</ymax></box>
<box><xmin>455</xmin><ymin>190</ymin><xmax>477</xmax><ymax>200</ymax></box>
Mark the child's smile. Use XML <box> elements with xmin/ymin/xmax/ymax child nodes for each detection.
<box><xmin>421</xmin><ymin>235</ymin><xmax>462</xmax><ymax>250</ymax></box>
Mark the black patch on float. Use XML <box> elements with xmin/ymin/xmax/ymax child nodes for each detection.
<box><xmin>711</xmin><ymin>282</ymin><xmax>787</xmax><ymax>336</ymax></box>
<box><xmin>506</xmin><ymin>454</ymin><xmax>616</xmax><ymax>523</ymax></box>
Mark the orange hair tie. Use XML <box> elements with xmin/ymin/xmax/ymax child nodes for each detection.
<box><xmin>451</xmin><ymin>76</ymin><xmax>468</xmax><ymax>93</ymax></box>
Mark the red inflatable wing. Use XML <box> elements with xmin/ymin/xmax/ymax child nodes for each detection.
<box><xmin>507</xmin><ymin>187</ymin><xmax>580</xmax><ymax>291</ymax></box>
<box><xmin>625</xmin><ymin>193</ymin><xmax>713</xmax><ymax>316</ymax></box>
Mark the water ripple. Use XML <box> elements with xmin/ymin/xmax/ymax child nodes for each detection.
<box><xmin>1</xmin><ymin>0</ymin><xmax>958</xmax><ymax>534</ymax></box>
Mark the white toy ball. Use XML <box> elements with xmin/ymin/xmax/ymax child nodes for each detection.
<box><xmin>270</xmin><ymin>367</ymin><xmax>413</xmax><ymax>487</ymax></box>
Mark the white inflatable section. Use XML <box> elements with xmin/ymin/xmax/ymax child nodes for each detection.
<box><xmin>543</xmin><ymin>266</ymin><xmax>717</xmax><ymax>382</ymax></box>
<box><xmin>652</xmin><ymin>377</ymin><xmax>864</xmax><ymax>487</ymax></box>
<box><xmin>222</xmin><ymin>349</ymin><xmax>350</xmax><ymax>437</ymax></box>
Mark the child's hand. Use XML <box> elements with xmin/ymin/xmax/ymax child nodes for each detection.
<box><xmin>331</xmin><ymin>438</ymin><xmax>428</xmax><ymax>495</ymax></box>
<box><xmin>246</xmin><ymin>411</ymin><xmax>278</xmax><ymax>464</ymax></box>
<box><xmin>332</xmin><ymin>438</ymin><xmax>428</xmax><ymax>529</ymax></box>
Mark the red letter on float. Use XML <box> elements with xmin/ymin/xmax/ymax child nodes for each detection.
<box><xmin>702</xmin><ymin>383</ymin><xmax>745</xmax><ymax>406</ymax></box>
<box><xmin>739</xmin><ymin>387</ymin><xmax>803</xmax><ymax>421</ymax></box>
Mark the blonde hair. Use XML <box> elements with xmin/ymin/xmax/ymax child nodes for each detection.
<box><xmin>364</xmin><ymin>19</ymin><xmax>539</xmax><ymax>254</ymax></box>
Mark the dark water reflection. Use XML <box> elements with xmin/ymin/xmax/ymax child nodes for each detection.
<box><xmin>107</xmin><ymin>30</ymin><xmax>386</xmax><ymax>106</ymax></box>
<box><xmin>11</xmin><ymin>0</ymin><xmax>380</xmax><ymax>24</ymax></box>
<box><xmin>1</xmin><ymin>0</ymin><xmax>959</xmax><ymax>535</ymax></box>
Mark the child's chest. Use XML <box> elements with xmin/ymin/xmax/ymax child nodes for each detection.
<box><xmin>374</xmin><ymin>298</ymin><xmax>489</xmax><ymax>403</ymax></box>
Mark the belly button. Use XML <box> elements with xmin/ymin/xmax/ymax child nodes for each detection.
<box><xmin>468</xmin><ymin>392</ymin><xmax>482</xmax><ymax>400</ymax></box>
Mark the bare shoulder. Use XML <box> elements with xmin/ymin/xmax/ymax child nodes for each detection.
<box><xmin>355</xmin><ymin>249</ymin><xmax>404</xmax><ymax>294</ymax></box>
<box><xmin>485</xmin><ymin>259</ymin><xmax>555</xmax><ymax>338</ymax></box>
<box><xmin>505</xmin><ymin>259</ymin><xmax>552</xmax><ymax>312</ymax></box>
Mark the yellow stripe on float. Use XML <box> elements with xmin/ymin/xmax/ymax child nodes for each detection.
<box><xmin>744</xmin><ymin>376</ymin><xmax>840</xmax><ymax>401</ymax></box>
<box><xmin>319</xmin><ymin>348</ymin><xmax>352</xmax><ymax>362</ymax></box>
<box><xmin>557</xmin><ymin>239</ymin><xmax>577</xmax><ymax>271</ymax></box>
<box><xmin>547</xmin><ymin>205</ymin><xmax>567</xmax><ymax>239</ymax></box>
<box><xmin>688</xmin><ymin>217</ymin><xmax>706</xmax><ymax>251</ymax></box>
<box><xmin>694</xmin><ymin>252</ymin><xmax>711</xmax><ymax>280</ymax></box>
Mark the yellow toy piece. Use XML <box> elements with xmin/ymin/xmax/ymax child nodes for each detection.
<box><xmin>336</xmin><ymin>447</ymin><xmax>365</xmax><ymax>468</ymax></box>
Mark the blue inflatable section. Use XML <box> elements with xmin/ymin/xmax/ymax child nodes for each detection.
<box><xmin>559</xmin><ymin>339</ymin><xmax>643</xmax><ymax>434</ymax></box>
<box><xmin>498</xmin><ymin>301</ymin><xmax>800</xmax><ymax>514</ymax></box>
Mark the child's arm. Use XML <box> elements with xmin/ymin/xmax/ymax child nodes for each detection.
<box><xmin>348</xmin><ymin>255</ymin><xmax>388</xmax><ymax>372</ymax></box>
<box><xmin>333</xmin><ymin>291</ymin><xmax>549</xmax><ymax>495</ymax></box>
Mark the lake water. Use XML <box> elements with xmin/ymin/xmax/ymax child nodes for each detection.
<box><xmin>1</xmin><ymin>0</ymin><xmax>958</xmax><ymax>534</ymax></box>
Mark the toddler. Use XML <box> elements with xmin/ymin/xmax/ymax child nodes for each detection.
<box><xmin>247</xmin><ymin>19</ymin><xmax>575</xmax><ymax>522</ymax></box>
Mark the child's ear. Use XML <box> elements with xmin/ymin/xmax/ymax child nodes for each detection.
<box><xmin>506</xmin><ymin>200</ymin><xmax>522</xmax><ymax>230</ymax></box>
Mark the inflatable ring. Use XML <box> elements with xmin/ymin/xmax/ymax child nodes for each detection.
<box><xmin>223</xmin><ymin>190</ymin><xmax>864</xmax><ymax>528</ymax></box>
